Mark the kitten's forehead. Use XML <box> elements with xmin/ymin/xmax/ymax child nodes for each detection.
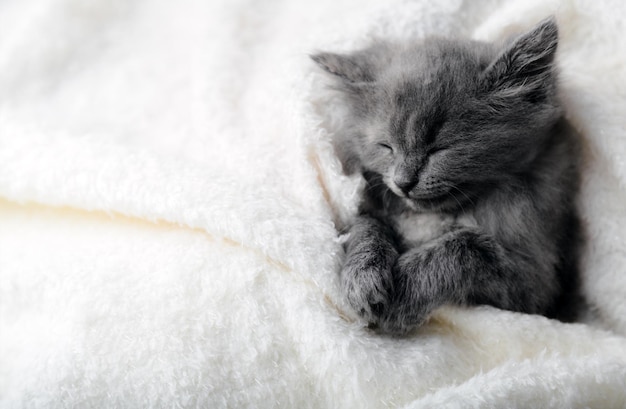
<box><xmin>374</xmin><ymin>40</ymin><xmax>488</xmax><ymax>144</ymax></box>
<box><xmin>381</xmin><ymin>40</ymin><xmax>487</xmax><ymax>106</ymax></box>
<box><xmin>372</xmin><ymin>41</ymin><xmax>491</xmax><ymax>148</ymax></box>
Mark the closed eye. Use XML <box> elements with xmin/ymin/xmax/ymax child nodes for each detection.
<box><xmin>377</xmin><ymin>142</ymin><xmax>393</xmax><ymax>152</ymax></box>
<box><xmin>427</xmin><ymin>145</ymin><xmax>449</xmax><ymax>155</ymax></box>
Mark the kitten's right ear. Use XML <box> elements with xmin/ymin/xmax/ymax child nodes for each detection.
<box><xmin>310</xmin><ymin>52</ymin><xmax>375</xmax><ymax>84</ymax></box>
<box><xmin>482</xmin><ymin>17</ymin><xmax>559</xmax><ymax>94</ymax></box>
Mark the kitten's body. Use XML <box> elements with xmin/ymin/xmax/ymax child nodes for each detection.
<box><xmin>313</xmin><ymin>18</ymin><xmax>581</xmax><ymax>334</ymax></box>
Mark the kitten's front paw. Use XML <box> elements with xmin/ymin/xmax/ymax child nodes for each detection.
<box><xmin>378</xmin><ymin>303</ymin><xmax>429</xmax><ymax>335</ymax></box>
<box><xmin>377</xmin><ymin>293</ymin><xmax>431</xmax><ymax>335</ymax></box>
<box><xmin>377</xmin><ymin>254</ymin><xmax>433</xmax><ymax>335</ymax></box>
<box><xmin>341</xmin><ymin>260</ymin><xmax>394</xmax><ymax>324</ymax></box>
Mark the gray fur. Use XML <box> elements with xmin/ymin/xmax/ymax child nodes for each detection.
<box><xmin>312</xmin><ymin>17</ymin><xmax>582</xmax><ymax>334</ymax></box>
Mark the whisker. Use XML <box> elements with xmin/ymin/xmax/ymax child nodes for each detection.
<box><xmin>447</xmin><ymin>183</ymin><xmax>476</xmax><ymax>208</ymax></box>
<box><xmin>365</xmin><ymin>180</ymin><xmax>388</xmax><ymax>192</ymax></box>
<box><xmin>447</xmin><ymin>190</ymin><xmax>466</xmax><ymax>214</ymax></box>
<box><xmin>382</xmin><ymin>187</ymin><xmax>393</xmax><ymax>211</ymax></box>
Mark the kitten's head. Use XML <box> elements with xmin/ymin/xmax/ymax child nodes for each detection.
<box><xmin>312</xmin><ymin>17</ymin><xmax>561</xmax><ymax>211</ymax></box>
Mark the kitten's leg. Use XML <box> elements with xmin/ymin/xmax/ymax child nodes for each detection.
<box><xmin>379</xmin><ymin>228</ymin><xmax>554</xmax><ymax>334</ymax></box>
<box><xmin>342</xmin><ymin>215</ymin><xmax>399</xmax><ymax>323</ymax></box>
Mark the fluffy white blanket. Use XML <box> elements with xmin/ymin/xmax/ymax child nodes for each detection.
<box><xmin>1</xmin><ymin>0</ymin><xmax>626</xmax><ymax>407</ymax></box>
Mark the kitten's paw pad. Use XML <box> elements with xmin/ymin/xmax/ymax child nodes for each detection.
<box><xmin>378</xmin><ymin>310</ymin><xmax>428</xmax><ymax>335</ymax></box>
<box><xmin>341</xmin><ymin>266</ymin><xmax>393</xmax><ymax>323</ymax></box>
<box><xmin>370</xmin><ymin>302</ymin><xmax>385</xmax><ymax>317</ymax></box>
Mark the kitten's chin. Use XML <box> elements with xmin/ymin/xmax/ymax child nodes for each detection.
<box><xmin>392</xmin><ymin>193</ymin><xmax>441</xmax><ymax>212</ymax></box>
<box><xmin>402</xmin><ymin>193</ymin><xmax>462</xmax><ymax>213</ymax></box>
<box><xmin>405</xmin><ymin>197</ymin><xmax>451</xmax><ymax>212</ymax></box>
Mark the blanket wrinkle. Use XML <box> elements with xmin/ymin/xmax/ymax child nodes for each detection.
<box><xmin>0</xmin><ymin>127</ymin><xmax>341</xmax><ymax>276</ymax></box>
<box><xmin>2</xmin><ymin>0</ymin><xmax>626</xmax><ymax>407</ymax></box>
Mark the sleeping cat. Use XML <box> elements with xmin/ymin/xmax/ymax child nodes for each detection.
<box><xmin>312</xmin><ymin>17</ymin><xmax>581</xmax><ymax>334</ymax></box>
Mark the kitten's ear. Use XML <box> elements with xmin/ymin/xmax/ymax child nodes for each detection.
<box><xmin>483</xmin><ymin>17</ymin><xmax>558</xmax><ymax>93</ymax></box>
<box><xmin>311</xmin><ymin>52</ymin><xmax>376</xmax><ymax>84</ymax></box>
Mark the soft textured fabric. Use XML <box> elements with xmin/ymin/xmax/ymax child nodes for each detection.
<box><xmin>1</xmin><ymin>0</ymin><xmax>625</xmax><ymax>407</ymax></box>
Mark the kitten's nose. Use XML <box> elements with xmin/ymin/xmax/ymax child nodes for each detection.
<box><xmin>394</xmin><ymin>157</ymin><xmax>421</xmax><ymax>196</ymax></box>
<box><xmin>393</xmin><ymin>175</ymin><xmax>416</xmax><ymax>195</ymax></box>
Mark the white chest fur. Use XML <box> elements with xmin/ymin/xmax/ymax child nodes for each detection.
<box><xmin>392</xmin><ymin>212</ymin><xmax>477</xmax><ymax>247</ymax></box>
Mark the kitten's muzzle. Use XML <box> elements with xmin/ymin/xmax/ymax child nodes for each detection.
<box><xmin>392</xmin><ymin>156</ymin><xmax>424</xmax><ymax>197</ymax></box>
<box><xmin>393</xmin><ymin>176</ymin><xmax>417</xmax><ymax>196</ymax></box>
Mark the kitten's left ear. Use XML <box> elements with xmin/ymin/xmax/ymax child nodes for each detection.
<box><xmin>311</xmin><ymin>52</ymin><xmax>376</xmax><ymax>84</ymax></box>
<box><xmin>483</xmin><ymin>17</ymin><xmax>558</xmax><ymax>93</ymax></box>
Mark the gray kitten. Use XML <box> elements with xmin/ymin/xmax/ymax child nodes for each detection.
<box><xmin>312</xmin><ymin>17</ymin><xmax>581</xmax><ymax>334</ymax></box>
